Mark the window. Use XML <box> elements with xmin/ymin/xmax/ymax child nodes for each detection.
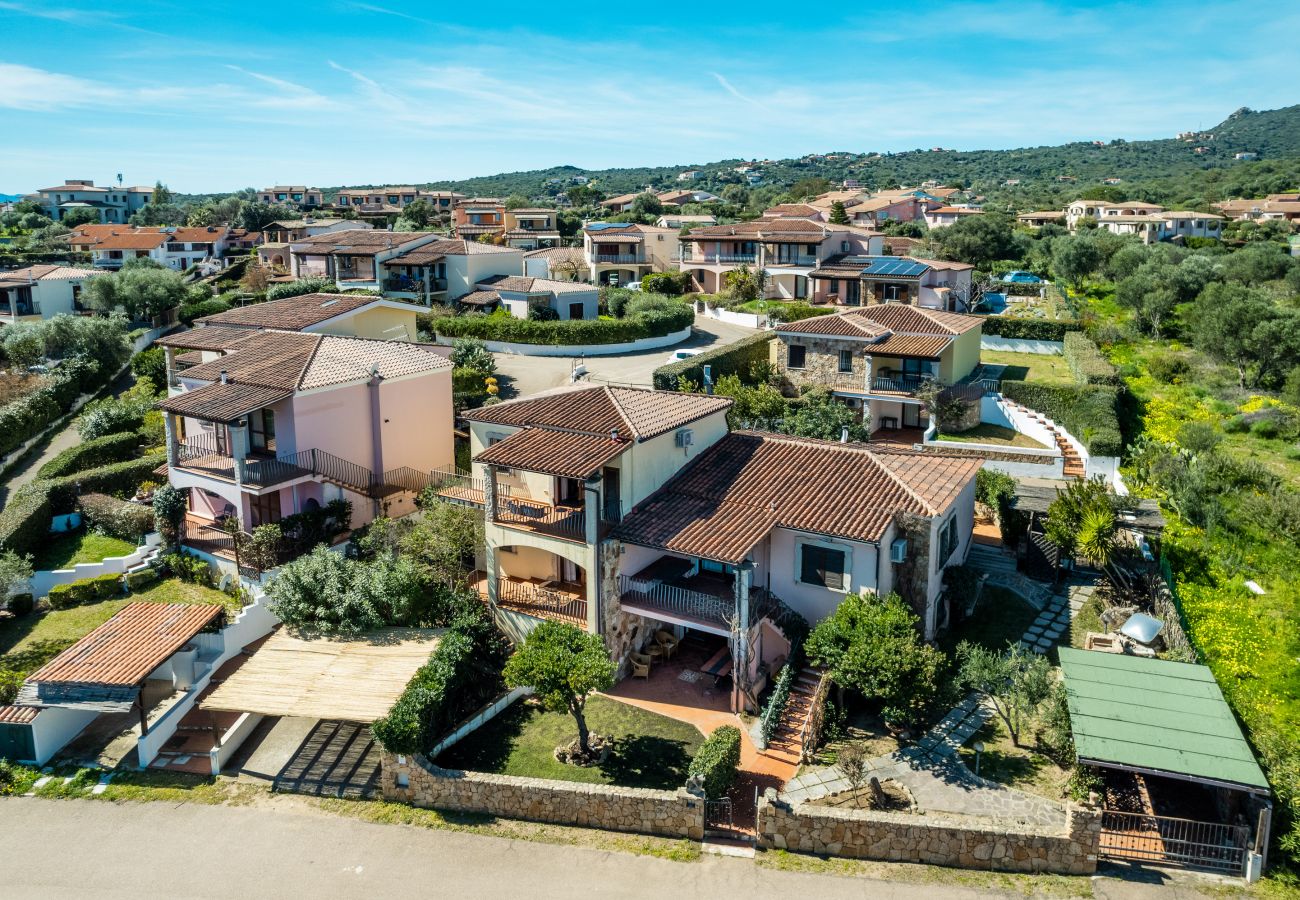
<box><xmin>841</xmin><ymin>241</ymin><xmax>850</xmax><ymax>253</ymax></box>
<box><xmin>787</xmin><ymin>344</ymin><xmax>806</xmax><ymax>369</ymax></box>
<box><xmin>838</xmin><ymin>349</ymin><xmax>853</xmax><ymax>373</ymax></box>
<box><xmin>799</xmin><ymin>543</ymin><xmax>846</xmax><ymax>590</ymax></box>
<box><xmin>937</xmin><ymin>517</ymin><xmax>959</xmax><ymax>568</ymax></box>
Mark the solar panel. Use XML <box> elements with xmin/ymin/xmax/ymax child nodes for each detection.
<box><xmin>863</xmin><ymin>257</ymin><xmax>928</xmax><ymax>277</ymax></box>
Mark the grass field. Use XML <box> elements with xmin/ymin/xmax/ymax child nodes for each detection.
<box><xmin>979</xmin><ymin>349</ymin><xmax>1075</xmax><ymax>386</ymax></box>
<box><xmin>935</xmin><ymin>424</ymin><xmax>1048</xmax><ymax>449</ymax></box>
<box><xmin>956</xmin><ymin>718</ymin><xmax>1070</xmax><ymax>802</ymax></box>
<box><xmin>938</xmin><ymin>587</ymin><xmax>1040</xmax><ymax>657</ymax></box>
<box><xmin>436</xmin><ymin>695</ymin><xmax>702</xmax><ymax>789</ymax></box>
<box><xmin>33</xmin><ymin>530</ymin><xmax>138</xmax><ymax>571</ymax></box>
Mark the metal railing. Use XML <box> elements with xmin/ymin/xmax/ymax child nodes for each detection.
<box><xmin>679</xmin><ymin>252</ymin><xmax>757</xmax><ymax>265</ymax></box>
<box><xmin>799</xmin><ymin>671</ymin><xmax>831</xmax><ymax>763</ymax></box>
<box><xmin>593</xmin><ymin>253</ymin><xmax>642</xmax><ymax>264</ymax></box>
<box><xmin>766</xmin><ymin>255</ymin><xmax>819</xmax><ymax>267</ymax></box>
<box><xmin>494</xmin><ymin>498</ymin><xmax>585</xmax><ymax>539</ymax></box>
<box><xmin>871</xmin><ymin>373</ymin><xmax>931</xmax><ymax>394</ymax></box>
<box><xmin>382</xmin><ymin>276</ymin><xmax>425</xmax><ymax>293</ymax></box>
<box><xmin>618</xmin><ymin>575</ymin><xmax>735</xmax><ymax>629</ymax></box>
<box><xmin>1099</xmin><ymin>810</ymin><xmax>1249</xmax><ymax>874</ymax></box>
<box><xmin>496</xmin><ymin>577</ymin><xmax>587</xmax><ymax>627</ymax></box>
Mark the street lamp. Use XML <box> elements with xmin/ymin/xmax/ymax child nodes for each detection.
<box><xmin>973</xmin><ymin>741</ymin><xmax>985</xmax><ymax>777</ymax></box>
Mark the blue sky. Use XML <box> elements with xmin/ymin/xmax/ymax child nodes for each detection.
<box><xmin>1</xmin><ymin>0</ymin><xmax>1297</xmax><ymax>193</ymax></box>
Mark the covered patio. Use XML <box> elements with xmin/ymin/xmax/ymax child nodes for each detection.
<box><xmin>1059</xmin><ymin>648</ymin><xmax>1272</xmax><ymax>879</ymax></box>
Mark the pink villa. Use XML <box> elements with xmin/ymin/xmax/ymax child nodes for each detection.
<box><xmin>808</xmin><ymin>255</ymin><xmax>976</xmax><ymax>311</ymax></box>
<box><xmin>155</xmin><ymin>328</ymin><xmax>454</xmax><ymax>564</ymax></box>
<box><xmin>678</xmin><ymin>217</ymin><xmax>883</xmax><ymax>299</ymax></box>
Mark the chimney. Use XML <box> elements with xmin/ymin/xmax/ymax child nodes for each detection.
<box><xmin>610</xmin><ymin>428</ymin><xmax>619</xmax><ymax>442</ymax></box>
<box><xmin>840</xmin><ymin>426</ymin><xmax>849</xmax><ymax>443</ymax></box>
<box><xmin>219</xmin><ymin>370</ymin><xmax>228</xmax><ymax>385</ymax></box>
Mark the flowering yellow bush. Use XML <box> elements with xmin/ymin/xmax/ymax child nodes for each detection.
<box><xmin>1143</xmin><ymin>393</ymin><xmax>1215</xmax><ymax>445</ymax></box>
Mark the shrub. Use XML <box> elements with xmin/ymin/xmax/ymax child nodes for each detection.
<box><xmin>1223</xmin><ymin>415</ymin><xmax>1249</xmax><ymax>434</ymax></box>
<box><xmin>44</xmin><ymin>453</ymin><xmax>168</xmax><ymax>512</ymax></box>
<box><xmin>152</xmin><ymin>483</ymin><xmax>187</xmax><ymax>547</ymax></box>
<box><xmin>6</xmin><ymin>593</ymin><xmax>33</xmax><ymax>616</ymax></box>
<box><xmin>47</xmin><ymin>582</ymin><xmax>77</xmax><ymax>608</ymax></box>
<box><xmin>130</xmin><ymin>346</ymin><xmax>167</xmax><ymax>392</ymax></box>
<box><xmin>78</xmin><ymin>493</ymin><xmax>153</xmax><ymax>542</ymax></box>
<box><xmin>0</xmin><ymin>357</ymin><xmax>108</xmax><ymax>458</ymax></box>
<box><xmin>266</xmin><ymin>277</ymin><xmax>332</xmax><ymax>301</ymax></box>
<box><xmin>125</xmin><ymin>567</ymin><xmax>160</xmax><ymax>590</ymax></box>
<box><xmin>975</xmin><ymin>467</ymin><xmax>1016</xmax><ymax>511</ymax></box>
<box><xmin>92</xmin><ymin>573</ymin><xmax>124</xmax><ymax>599</ymax></box>
<box><xmin>448</xmin><ymin>338</ymin><xmax>496</xmax><ymax>374</ymax></box>
<box><xmin>68</xmin><ymin>577</ymin><xmax>98</xmax><ymax>605</ymax></box>
<box><xmin>640</xmin><ymin>271</ymin><xmax>689</xmax><ymax>295</ymax></box>
<box><xmin>1147</xmin><ymin>353</ymin><xmax>1191</xmax><ymax>384</ymax></box>
<box><xmin>764</xmin><ymin>302</ymin><xmax>836</xmax><ymax>324</ymax></box>
<box><xmin>0</xmin><ymin>483</ymin><xmax>53</xmax><ymax>558</ymax></box>
<box><xmin>1000</xmin><ymin>381</ymin><xmax>1122</xmax><ymax>456</ymax></box>
<box><xmin>433</xmin><ymin>298</ymin><xmax>693</xmax><ymax>346</ymax></box>
<box><xmin>653</xmin><ymin>332</ymin><xmax>775</xmax><ymax>389</ymax></box>
<box><xmin>37</xmin><ymin>430</ymin><xmax>143</xmax><ymax>479</ymax></box>
<box><xmin>1063</xmin><ymin>332</ymin><xmax>1119</xmax><ymax>386</ymax></box>
<box><xmin>77</xmin><ymin>392</ymin><xmax>155</xmax><ymax>441</ymax></box>
<box><xmin>1252</xmin><ymin>419</ymin><xmax>1281</xmax><ymax>439</ymax></box>
<box><xmin>980</xmin><ymin>316</ymin><xmax>1081</xmax><ymax>341</ymax></box>
<box><xmin>178</xmin><ymin>298</ymin><xmax>232</xmax><ymax>326</ymax></box>
<box><xmin>267</xmin><ymin>544</ymin><xmax>423</xmax><ymax>634</ymax></box>
<box><xmin>688</xmin><ymin>725</ymin><xmax>741</xmax><ymax>798</ymax></box>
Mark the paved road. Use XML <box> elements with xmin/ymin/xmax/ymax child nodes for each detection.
<box><xmin>492</xmin><ymin>314</ymin><xmax>757</xmax><ymax>398</ymax></box>
<box><xmin>0</xmin><ymin>798</ymin><xmax>1023</xmax><ymax>900</ymax></box>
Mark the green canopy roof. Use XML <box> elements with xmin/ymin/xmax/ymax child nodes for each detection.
<box><xmin>1058</xmin><ymin>647</ymin><xmax>1269</xmax><ymax>793</ymax></box>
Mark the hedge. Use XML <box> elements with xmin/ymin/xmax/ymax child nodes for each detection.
<box><xmin>37</xmin><ymin>430</ymin><xmax>144</xmax><ymax>479</ymax></box>
<box><xmin>0</xmin><ymin>453</ymin><xmax>165</xmax><ymax>558</ymax></box>
<box><xmin>653</xmin><ymin>331</ymin><xmax>775</xmax><ymax>390</ymax></box>
<box><xmin>47</xmin><ymin>572</ymin><xmax>123</xmax><ymax>608</ymax></box>
<box><xmin>687</xmin><ymin>725</ymin><xmax>741</xmax><ymax>798</ymax></box>
<box><xmin>0</xmin><ymin>357</ymin><xmax>104</xmax><ymax>458</ymax></box>
<box><xmin>1063</xmin><ymin>332</ymin><xmax>1119</xmax><ymax>386</ymax></box>
<box><xmin>979</xmin><ymin>316</ymin><xmax>1081</xmax><ymax>341</ymax></box>
<box><xmin>765</xmin><ymin>302</ymin><xmax>835</xmax><ymax>324</ymax></box>
<box><xmin>1000</xmin><ymin>381</ymin><xmax>1123</xmax><ymax>457</ymax></box>
<box><xmin>432</xmin><ymin>304</ymin><xmax>694</xmax><ymax>346</ymax></box>
<box><xmin>78</xmin><ymin>492</ymin><xmax>155</xmax><ymax>542</ymax></box>
<box><xmin>179</xmin><ymin>299</ymin><xmax>232</xmax><ymax>326</ymax></box>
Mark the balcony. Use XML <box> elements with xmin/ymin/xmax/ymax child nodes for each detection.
<box><xmin>490</xmin><ymin>575</ymin><xmax>587</xmax><ymax>627</ymax></box>
<box><xmin>428</xmin><ymin>466</ymin><xmax>509</xmax><ymax>507</ymax></box>
<box><xmin>593</xmin><ymin>253</ymin><xmax>644</xmax><ymax>265</ymax></box>
<box><xmin>493</xmin><ymin>497</ymin><xmax>586</xmax><ymax>541</ymax></box>
<box><xmin>172</xmin><ymin>437</ymin><xmax>381</xmax><ymax>496</ymax></box>
<box><xmin>382</xmin><ymin>276</ymin><xmax>425</xmax><ymax>294</ymax></box>
<box><xmin>679</xmin><ymin>252</ymin><xmax>757</xmax><ymax>265</ymax></box>
<box><xmin>766</xmin><ymin>254</ymin><xmax>819</xmax><ymax>267</ymax></box>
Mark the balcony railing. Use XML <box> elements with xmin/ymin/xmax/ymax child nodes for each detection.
<box><xmin>618</xmin><ymin>575</ymin><xmax>735</xmax><ymax>631</ymax></box>
<box><xmin>593</xmin><ymin>253</ymin><xmax>643</xmax><ymax>264</ymax></box>
<box><xmin>496</xmin><ymin>576</ymin><xmax>588</xmax><ymax>627</ymax></box>
<box><xmin>382</xmin><ymin>276</ymin><xmax>425</xmax><ymax>293</ymax></box>
<box><xmin>766</xmin><ymin>255</ymin><xmax>819</xmax><ymax>267</ymax></box>
<box><xmin>871</xmin><ymin>373</ymin><xmax>931</xmax><ymax>395</ymax></box>
<box><xmin>679</xmin><ymin>252</ymin><xmax>757</xmax><ymax>265</ymax></box>
<box><xmin>494</xmin><ymin>498</ymin><xmax>585</xmax><ymax>540</ymax></box>
<box><xmin>429</xmin><ymin>466</ymin><xmax>510</xmax><ymax>506</ymax></box>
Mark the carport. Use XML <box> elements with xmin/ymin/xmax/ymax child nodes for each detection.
<box><xmin>1058</xmin><ymin>648</ymin><xmax>1272</xmax><ymax>879</ymax></box>
<box><xmin>201</xmin><ymin>628</ymin><xmax>440</xmax><ymax>798</ymax></box>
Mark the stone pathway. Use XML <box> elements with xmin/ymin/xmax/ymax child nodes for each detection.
<box><xmin>781</xmin><ymin>587</ymin><xmax>1082</xmax><ymax>828</ymax></box>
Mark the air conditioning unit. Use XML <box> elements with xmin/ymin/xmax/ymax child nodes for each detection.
<box><xmin>890</xmin><ymin>539</ymin><xmax>908</xmax><ymax>563</ymax></box>
<box><xmin>675</xmin><ymin>428</ymin><xmax>694</xmax><ymax>448</ymax></box>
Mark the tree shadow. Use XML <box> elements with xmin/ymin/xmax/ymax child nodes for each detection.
<box><xmin>597</xmin><ymin>734</ymin><xmax>692</xmax><ymax>790</ymax></box>
<box><xmin>435</xmin><ymin>701</ymin><xmax>532</xmax><ymax>774</ymax></box>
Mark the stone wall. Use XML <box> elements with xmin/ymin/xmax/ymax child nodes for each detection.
<box><xmin>757</xmin><ymin>791</ymin><xmax>1101</xmax><ymax>875</ymax></box>
<box><xmin>599</xmin><ymin>540</ymin><xmax>655</xmax><ymax>675</ymax></box>
<box><xmin>382</xmin><ymin>752</ymin><xmax>705</xmax><ymax>840</ymax></box>
<box><xmin>776</xmin><ymin>334</ymin><xmax>865</xmax><ymax>392</ymax></box>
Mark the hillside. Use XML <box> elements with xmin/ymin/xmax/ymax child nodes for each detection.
<box><xmin>318</xmin><ymin>104</ymin><xmax>1300</xmax><ymax>209</ymax></box>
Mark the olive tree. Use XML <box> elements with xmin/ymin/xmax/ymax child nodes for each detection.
<box><xmin>502</xmin><ymin>621</ymin><xmax>615</xmax><ymax>757</ymax></box>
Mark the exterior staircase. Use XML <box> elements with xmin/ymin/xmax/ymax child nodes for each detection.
<box><xmin>965</xmin><ymin>544</ymin><xmax>1055</xmax><ymax>610</ymax></box>
<box><xmin>763</xmin><ymin>666</ymin><xmax>825</xmax><ymax>763</ymax></box>
<box><xmin>1001</xmin><ymin>400</ymin><xmax>1086</xmax><ymax>478</ymax></box>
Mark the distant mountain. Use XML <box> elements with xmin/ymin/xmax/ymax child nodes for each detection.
<box><xmin>318</xmin><ymin>103</ymin><xmax>1300</xmax><ymax>209</ymax></box>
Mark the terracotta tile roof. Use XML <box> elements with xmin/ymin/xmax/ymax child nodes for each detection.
<box><xmin>1155</xmin><ymin>210</ymin><xmax>1224</xmax><ymax>220</ymax></box>
<box><xmin>776</xmin><ymin>313</ymin><xmax>892</xmax><ymax>339</ymax></box>
<box><xmin>503</xmin><ymin>229</ymin><xmax>561</xmax><ymax>241</ymax></box>
<box><xmin>195</xmin><ymin>293</ymin><xmax>385</xmax><ymax>330</ymax></box>
<box><xmin>385</xmin><ymin>239</ymin><xmax>516</xmax><ymax>265</ymax></box>
<box><xmin>454</xmin><ymin>224</ymin><xmax>504</xmax><ymax>236</ymax></box>
<box><xmin>929</xmin><ymin>206</ymin><xmax>982</xmax><ymax>215</ymax></box>
<box><xmin>155</xmin><ymin>325</ymin><xmax>264</xmax><ymax>351</ymax></box>
<box><xmin>158</xmin><ymin>381</ymin><xmax>295</xmax><ymax>422</ymax></box>
<box><xmin>476</xmin><ymin>275</ymin><xmax>593</xmax><ymax>295</ymax></box>
<box><xmin>614</xmin><ymin>432</ymin><xmax>980</xmax><ymax>563</ymax></box>
<box><xmin>293</xmin><ymin>231</ymin><xmax>429</xmax><ymax>252</ymax></box>
<box><xmin>584</xmin><ymin>233</ymin><xmax>642</xmax><ymax>243</ymax></box>
<box><xmin>867</xmin><ymin>333</ymin><xmax>953</xmax><ymax>358</ymax></box>
<box><xmin>168</xmin><ymin>226</ymin><xmax>228</xmax><ymax>243</ymax></box>
<box><xmin>523</xmin><ymin>246</ymin><xmax>586</xmax><ymax>262</ymax></box>
<box><xmin>174</xmin><ymin>350</ymin><xmax>205</xmax><ymax>365</ymax></box>
<box><xmin>0</xmin><ymin>265</ymin><xmax>101</xmax><ymax>284</ymax></box>
<box><xmin>682</xmin><ymin>219</ymin><xmax>828</xmax><ymax>242</ymax></box>
<box><xmin>464</xmin><ymin>384</ymin><xmax>731</xmax><ymax>441</ymax></box>
<box><xmin>854</xmin><ymin>304</ymin><xmax>983</xmax><ymax>335</ymax></box>
<box><xmin>763</xmin><ymin>203</ymin><xmax>820</xmax><ymax>217</ymax></box>
<box><xmin>27</xmin><ymin>603</ymin><xmax>224</xmax><ymax>687</ymax></box>
<box><xmin>297</xmin><ymin>335</ymin><xmax>451</xmax><ymax>390</ymax></box>
<box><xmin>180</xmin><ymin>331</ymin><xmax>319</xmax><ymax>390</ymax></box>
<box><xmin>0</xmin><ymin>705</ymin><xmax>40</xmax><ymax>724</ymax></box>
<box><xmin>455</xmin><ymin>290</ymin><xmax>502</xmax><ymax>306</ymax></box>
<box><xmin>883</xmin><ymin>236</ymin><xmax>923</xmax><ymax>254</ymax></box>
<box><xmin>91</xmin><ymin>231</ymin><xmax>169</xmax><ymax>251</ymax></box>
<box><xmin>474</xmin><ymin>427</ymin><xmax>628</xmax><ymax>478</ymax></box>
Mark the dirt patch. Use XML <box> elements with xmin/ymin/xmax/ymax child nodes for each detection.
<box><xmin>808</xmin><ymin>778</ymin><xmax>914</xmax><ymax>812</ymax></box>
<box><xmin>0</xmin><ymin>372</ymin><xmax>48</xmax><ymax>406</ymax></box>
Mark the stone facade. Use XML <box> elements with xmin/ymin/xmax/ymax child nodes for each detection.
<box><xmin>776</xmin><ymin>334</ymin><xmax>867</xmax><ymax>393</ymax></box>
<box><xmin>600</xmin><ymin>541</ymin><xmax>655</xmax><ymax>674</ymax></box>
<box><xmin>890</xmin><ymin>511</ymin><xmax>933</xmax><ymax>628</ymax></box>
<box><xmin>757</xmin><ymin>790</ymin><xmax>1101</xmax><ymax>875</ymax></box>
<box><xmin>382</xmin><ymin>752</ymin><xmax>706</xmax><ymax>840</ymax></box>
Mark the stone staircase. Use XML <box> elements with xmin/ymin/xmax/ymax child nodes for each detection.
<box><xmin>764</xmin><ymin>666</ymin><xmax>823</xmax><ymax>762</ymax></box>
<box><xmin>965</xmin><ymin>544</ymin><xmax>1055</xmax><ymax>610</ymax></box>
<box><xmin>1002</xmin><ymin>400</ymin><xmax>1085</xmax><ymax>478</ymax></box>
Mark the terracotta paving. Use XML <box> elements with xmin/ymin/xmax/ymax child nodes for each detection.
<box><xmin>971</xmin><ymin>517</ymin><xmax>1003</xmax><ymax>546</ymax></box>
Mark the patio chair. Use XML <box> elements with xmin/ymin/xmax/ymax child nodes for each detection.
<box><xmin>654</xmin><ymin>630</ymin><xmax>680</xmax><ymax>661</ymax></box>
<box><xmin>630</xmin><ymin>652</ymin><xmax>653</xmax><ymax>679</ymax></box>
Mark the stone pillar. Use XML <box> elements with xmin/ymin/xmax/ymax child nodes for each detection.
<box><xmin>164</xmin><ymin>414</ymin><xmax>179</xmax><ymax>469</ymax></box>
<box><xmin>229</xmin><ymin>422</ymin><xmax>250</xmax><ymax>487</ymax></box>
<box><xmin>483</xmin><ymin>465</ymin><xmax>498</xmax><ymax>522</ymax></box>
<box><xmin>164</xmin><ymin>346</ymin><xmax>177</xmax><ymax>388</ymax></box>
<box><xmin>584</xmin><ymin>476</ymin><xmax>602</xmax><ymax>635</ymax></box>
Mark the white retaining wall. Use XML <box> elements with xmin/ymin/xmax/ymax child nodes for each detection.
<box><xmin>434</xmin><ymin>326</ymin><xmax>692</xmax><ymax>357</ymax></box>
<box><xmin>30</xmin><ymin>532</ymin><xmax>163</xmax><ymax>597</ymax></box>
<box><xmin>428</xmin><ymin>687</ymin><xmax>533</xmax><ymax>758</ymax></box>
<box><xmin>28</xmin><ymin>707</ymin><xmax>100</xmax><ymax>766</ymax></box>
<box><xmin>210</xmin><ymin>712</ymin><xmax>264</xmax><ymax>775</ymax></box>
<box><xmin>697</xmin><ymin>304</ymin><xmax>766</xmax><ymax>330</ymax></box>
<box><xmin>982</xmin><ymin>395</ymin><xmax>1059</xmax><ymax>448</ymax></box>
<box><xmin>981</xmin><ymin>336</ymin><xmax>1064</xmax><ymax>355</ymax></box>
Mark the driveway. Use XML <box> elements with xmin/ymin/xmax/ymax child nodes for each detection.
<box><xmin>491</xmin><ymin>314</ymin><xmax>758</xmax><ymax>398</ymax></box>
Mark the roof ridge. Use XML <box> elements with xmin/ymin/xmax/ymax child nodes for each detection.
<box><xmin>292</xmin><ymin>334</ymin><xmax>328</xmax><ymax>389</ymax></box>
<box><xmin>600</xmin><ymin>385</ymin><xmax>640</xmax><ymax>438</ymax></box>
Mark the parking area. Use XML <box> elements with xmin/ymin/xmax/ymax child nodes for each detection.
<box><xmin>224</xmin><ymin>716</ymin><xmax>382</xmax><ymax>799</ymax></box>
<box><xmin>491</xmin><ymin>314</ymin><xmax>758</xmax><ymax>397</ymax></box>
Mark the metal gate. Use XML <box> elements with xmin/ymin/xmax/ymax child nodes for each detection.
<box><xmin>1099</xmin><ymin>810</ymin><xmax>1249</xmax><ymax>875</ymax></box>
<box><xmin>704</xmin><ymin>798</ymin><xmax>733</xmax><ymax>831</ymax></box>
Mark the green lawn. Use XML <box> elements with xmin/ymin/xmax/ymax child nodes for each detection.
<box><xmin>956</xmin><ymin>718</ymin><xmax>1070</xmax><ymax>802</ymax></box>
<box><xmin>33</xmin><ymin>530</ymin><xmax>138</xmax><ymax>571</ymax></box>
<box><xmin>436</xmin><ymin>695</ymin><xmax>702</xmax><ymax>789</ymax></box>
<box><xmin>0</xmin><ymin>579</ymin><xmax>239</xmax><ymax>701</ymax></box>
<box><xmin>979</xmin><ymin>349</ymin><xmax>1074</xmax><ymax>386</ymax></box>
<box><xmin>939</xmin><ymin>587</ymin><xmax>1040</xmax><ymax>657</ymax></box>
<box><xmin>935</xmin><ymin>424</ymin><xmax>1048</xmax><ymax>449</ymax></box>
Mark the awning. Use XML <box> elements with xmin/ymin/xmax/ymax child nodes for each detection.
<box><xmin>1058</xmin><ymin>647</ymin><xmax>1269</xmax><ymax>793</ymax></box>
<box><xmin>201</xmin><ymin>628</ymin><xmax>441</xmax><ymax>723</ymax></box>
<box><xmin>474</xmin><ymin>427</ymin><xmax>626</xmax><ymax>479</ymax></box>
<box><xmin>158</xmin><ymin>382</ymin><xmax>293</xmax><ymax>424</ymax></box>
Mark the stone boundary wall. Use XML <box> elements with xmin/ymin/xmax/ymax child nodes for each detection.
<box><xmin>757</xmin><ymin>790</ymin><xmax>1101</xmax><ymax>875</ymax></box>
<box><xmin>382</xmin><ymin>752</ymin><xmax>706</xmax><ymax>841</ymax></box>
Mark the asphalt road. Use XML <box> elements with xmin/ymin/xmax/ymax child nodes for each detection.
<box><xmin>491</xmin><ymin>314</ymin><xmax>758</xmax><ymax>398</ymax></box>
<box><xmin>0</xmin><ymin>798</ymin><xmax>1009</xmax><ymax>900</ymax></box>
